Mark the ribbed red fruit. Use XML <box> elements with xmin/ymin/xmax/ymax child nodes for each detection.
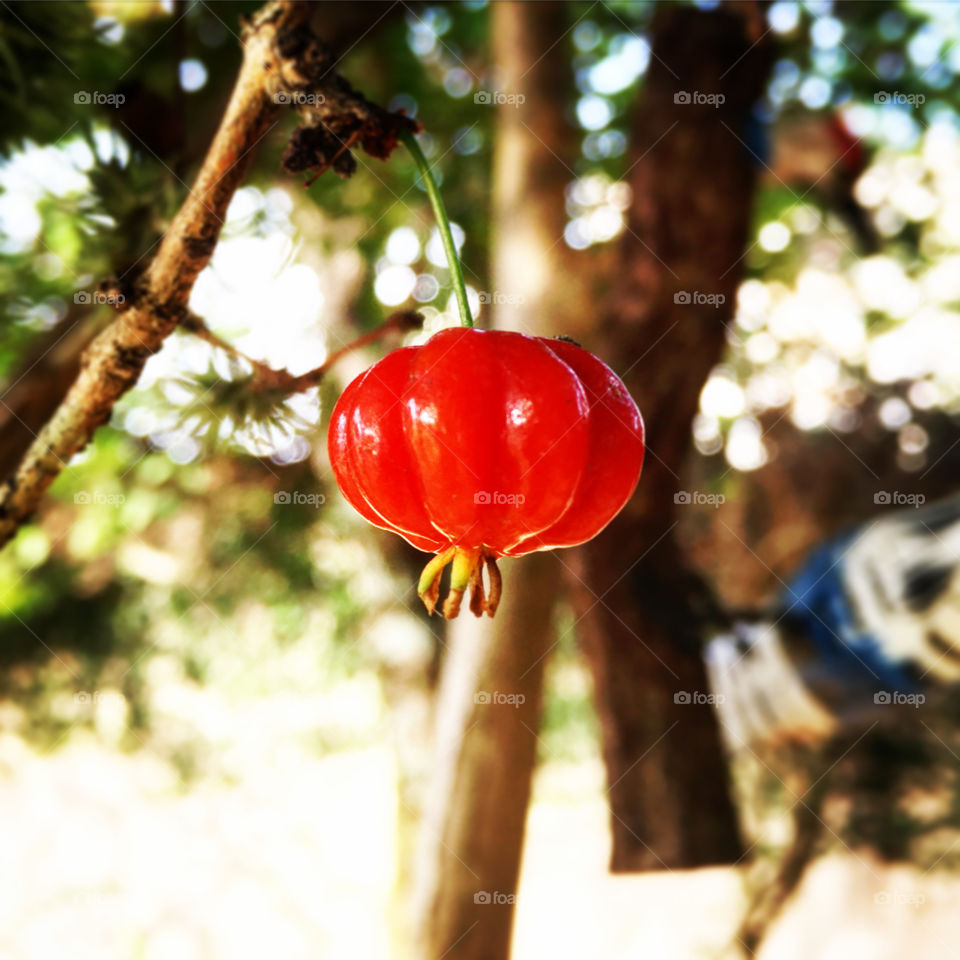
<box><xmin>328</xmin><ymin>327</ymin><xmax>644</xmax><ymax>617</ymax></box>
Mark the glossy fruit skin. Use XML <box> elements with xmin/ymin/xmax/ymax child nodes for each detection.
<box><xmin>328</xmin><ymin>327</ymin><xmax>644</xmax><ymax>558</ymax></box>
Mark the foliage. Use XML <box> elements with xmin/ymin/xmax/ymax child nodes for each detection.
<box><xmin>2</xmin><ymin>0</ymin><xmax>960</xmax><ymax>764</ymax></box>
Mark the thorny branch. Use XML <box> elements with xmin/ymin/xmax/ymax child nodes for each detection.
<box><xmin>0</xmin><ymin>0</ymin><xmax>416</xmax><ymax>548</ymax></box>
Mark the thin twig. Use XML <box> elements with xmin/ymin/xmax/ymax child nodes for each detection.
<box><xmin>181</xmin><ymin>309</ymin><xmax>423</xmax><ymax>393</ymax></box>
<box><xmin>737</xmin><ymin>749</ymin><xmax>831</xmax><ymax>955</ymax></box>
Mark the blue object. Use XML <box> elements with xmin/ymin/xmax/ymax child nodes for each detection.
<box><xmin>779</xmin><ymin>531</ymin><xmax>920</xmax><ymax>692</ymax></box>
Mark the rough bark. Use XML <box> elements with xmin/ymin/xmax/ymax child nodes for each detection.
<box><xmin>570</xmin><ymin>5</ymin><xmax>773</xmax><ymax>870</ymax></box>
<box><xmin>0</xmin><ymin>0</ymin><xmax>413</xmax><ymax>547</ymax></box>
<box><xmin>410</xmin><ymin>5</ymin><xmax>582</xmax><ymax>959</ymax></box>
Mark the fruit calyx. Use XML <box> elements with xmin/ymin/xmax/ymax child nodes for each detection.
<box><xmin>418</xmin><ymin>545</ymin><xmax>502</xmax><ymax>619</ymax></box>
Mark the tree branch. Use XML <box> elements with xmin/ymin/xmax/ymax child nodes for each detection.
<box><xmin>0</xmin><ymin>0</ymin><xmax>413</xmax><ymax>547</ymax></box>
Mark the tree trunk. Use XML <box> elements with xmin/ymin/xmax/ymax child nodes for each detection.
<box><xmin>571</xmin><ymin>4</ymin><xmax>772</xmax><ymax>871</ymax></box>
<box><xmin>410</xmin><ymin>4</ymin><xmax>583</xmax><ymax>958</ymax></box>
<box><xmin>411</xmin><ymin>552</ymin><xmax>558</xmax><ymax>960</ymax></box>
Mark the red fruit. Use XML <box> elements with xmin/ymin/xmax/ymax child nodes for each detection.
<box><xmin>328</xmin><ymin>328</ymin><xmax>644</xmax><ymax>617</ymax></box>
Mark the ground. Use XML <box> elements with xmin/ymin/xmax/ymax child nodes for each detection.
<box><xmin>2</xmin><ymin>699</ymin><xmax>959</xmax><ymax>960</ymax></box>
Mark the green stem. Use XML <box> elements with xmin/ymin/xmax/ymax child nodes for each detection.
<box><xmin>400</xmin><ymin>128</ymin><xmax>472</xmax><ymax>329</ymax></box>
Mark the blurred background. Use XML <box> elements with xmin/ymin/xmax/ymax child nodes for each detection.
<box><xmin>2</xmin><ymin>0</ymin><xmax>960</xmax><ymax>957</ymax></box>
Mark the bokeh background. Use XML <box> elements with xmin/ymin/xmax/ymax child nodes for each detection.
<box><xmin>3</xmin><ymin>1</ymin><xmax>960</xmax><ymax>958</ymax></box>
